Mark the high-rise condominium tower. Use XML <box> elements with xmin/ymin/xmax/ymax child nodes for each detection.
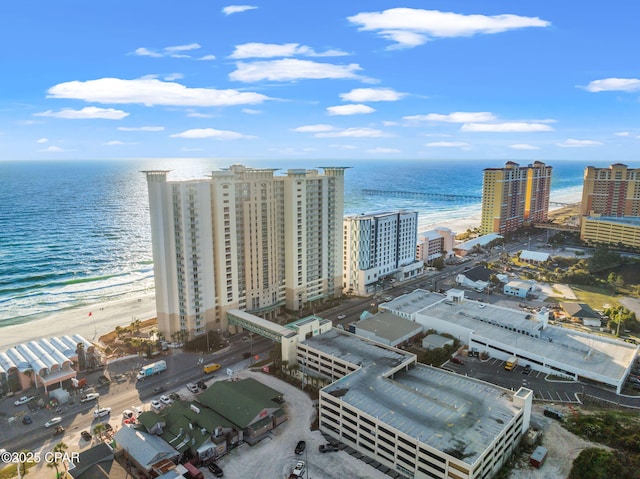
<box><xmin>480</xmin><ymin>161</ymin><xmax>552</xmax><ymax>235</ymax></box>
<box><xmin>580</xmin><ymin>163</ymin><xmax>640</xmax><ymax>217</ymax></box>
<box><xmin>343</xmin><ymin>211</ymin><xmax>422</xmax><ymax>295</ymax></box>
<box><xmin>144</xmin><ymin>165</ymin><xmax>346</xmax><ymax>341</ymax></box>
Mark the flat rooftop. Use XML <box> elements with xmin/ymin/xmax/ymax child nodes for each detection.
<box><xmin>355</xmin><ymin>312</ymin><xmax>423</xmax><ymax>342</ymax></box>
<box><xmin>308</xmin><ymin>329</ymin><xmax>524</xmax><ymax>466</ymax></box>
<box><xmin>419</xmin><ymin>300</ymin><xmax>637</xmax><ymax>382</ymax></box>
<box><xmin>379</xmin><ymin>289</ymin><xmax>443</xmax><ymax>315</ymax></box>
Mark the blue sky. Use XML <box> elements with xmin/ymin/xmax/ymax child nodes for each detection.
<box><xmin>1</xmin><ymin>1</ymin><xmax>639</xmax><ymax>162</ymax></box>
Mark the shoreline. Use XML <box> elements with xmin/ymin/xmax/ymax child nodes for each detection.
<box><xmin>0</xmin><ymin>189</ymin><xmax>583</xmax><ymax>351</ymax></box>
<box><xmin>0</xmin><ymin>292</ymin><xmax>157</xmax><ymax>351</ymax></box>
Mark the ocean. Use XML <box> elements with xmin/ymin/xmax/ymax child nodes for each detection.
<box><xmin>0</xmin><ymin>158</ymin><xmax>616</xmax><ymax>326</ymax></box>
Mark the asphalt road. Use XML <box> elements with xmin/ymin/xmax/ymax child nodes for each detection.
<box><xmin>0</xmin><ymin>336</ymin><xmax>275</xmax><ymax>455</ymax></box>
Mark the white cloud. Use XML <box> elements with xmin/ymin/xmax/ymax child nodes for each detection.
<box><xmin>340</xmin><ymin>87</ymin><xmax>405</xmax><ymax>102</ymax></box>
<box><xmin>509</xmin><ymin>143</ymin><xmax>540</xmax><ymax>150</ymax></box>
<box><xmin>35</xmin><ymin>106</ymin><xmax>129</xmax><ymax>120</ymax></box>
<box><xmin>461</xmin><ymin>122</ymin><xmax>553</xmax><ymax>132</ymax></box>
<box><xmin>383</xmin><ymin>121</ymin><xmax>399</xmax><ymax>126</ymax></box>
<box><xmin>348</xmin><ymin>8</ymin><xmax>550</xmax><ymax>48</ymax></box>
<box><xmin>186</xmin><ymin>110</ymin><xmax>214</xmax><ymax>118</ymax></box>
<box><xmin>222</xmin><ymin>5</ymin><xmax>257</xmax><ymax>15</ymax></box>
<box><xmin>47</xmin><ymin>78</ymin><xmax>272</xmax><ymax>106</ymax></box>
<box><xmin>242</xmin><ymin>108</ymin><xmax>262</xmax><ymax>114</ymax></box>
<box><xmin>366</xmin><ymin>147</ymin><xmax>400</xmax><ymax>154</ymax></box>
<box><xmin>132</xmin><ymin>47</ymin><xmax>162</xmax><ymax>57</ymax></box>
<box><xmin>105</xmin><ymin>140</ymin><xmax>125</xmax><ymax>145</ymax></box>
<box><xmin>36</xmin><ymin>138</ymin><xmax>48</xmax><ymax>144</ymax></box>
<box><xmin>170</xmin><ymin>128</ymin><xmax>251</xmax><ymax>140</ymax></box>
<box><xmin>117</xmin><ymin>126</ymin><xmax>165</xmax><ymax>131</ymax></box>
<box><xmin>181</xmin><ymin>147</ymin><xmax>204</xmax><ymax>151</ymax></box>
<box><xmin>292</xmin><ymin>124</ymin><xmax>335</xmax><ymax>133</ymax></box>
<box><xmin>229</xmin><ymin>42</ymin><xmax>348</xmax><ymax>59</ymax></box>
<box><xmin>426</xmin><ymin>141</ymin><xmax>470</xmax><ymax>147</ymax></box>
<box><xmin>327</xmin><ymin>104</ymin><xmax>375</xmax><ymax>116</ymax></box>
<box><xmin>164</xmin><ymin>43</ymin><xmax>201</xmax><ymax>53</ymax></box>
<box><xmin>557</xmin><ymin>139</ymin><xmax>603</xmax><ymax>148</ymax></box>
<box><xmin>615</xmin><ymin>131</ymin><xmax>630</xmax><ymax>136</ymax></box>
<box><xmin>405</xmin><ymin>111</ymin><xmax>496</xmax><ymax>123</ymax></box>
<box><xmin>230</xmin><ymin>59</ymin><xmax>366</xmax><ymax>82</ymax></box>
<box><xmin>582</xmin><ymin>78</ymin><xmax>640</xmax><ymax>93</ymax></box>
<box><xmin>164</xmin><ymin>73</ymin><xmax>184</xmax><ymax>81</ymax></box>
<box><xmin>39</xmin><ymin>146</ymin><xmax>67</xmax><ymax>152</ymax></box>
<box><xmin>315</xmin><ymin>127</ymin><xmax>385</xmax><ymax>138</ymax></box>
<box><xmin>198</xmin><ymin>55</ymin><xmax>217</xmax><ymax>61</ymax></box>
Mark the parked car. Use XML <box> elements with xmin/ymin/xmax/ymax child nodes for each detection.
<box><xmin>80</xmin><ymin>431</ymin><xmax>92</xmax><ymax>441</ymax></box>
<box><xmin>93</xmin><ymin>407</ymin><xmax>111</xmax><ymax>419</ymax></box>
<box><xmin>22</xmin><ymin>415</ymin><xmax>32</xmax><ymax>425</ymax></box>
<box><xmin>150</xmin><ymin>400</ymin><xmax>163</xmax><ymax>410</ymax></box>
<box><xmin>186</xmin><ymin>383</ymin><xmax>199</xmax><ymax>394</ymax></box>
<box><xmin>152</xmin><ymin>386</ymin><xmax>166</xmax><ymax>394</ymax></box>
<box><xmin>522</xmin><ymin>364</ymin><xmax>532</xmax><ymax>375</ymax></box>
<box><xmin>319</xmin><ymin>443</ymin><xmax>339</xmax><ymax>453</ymax></box>
<box><xmin>53</xmin><ymin>425</ymin><xmax>65</xmax><ymax>436</ymax></box>
<box><xmin>292</xmin><ymin>461</ymin><xmax>305</xmax><ymax>477</ymax></box>
<box><xmin>80</xmin><ymin>392</ymin><xmax>100</xmax><ymax>403</ymax></box>
<box><xmin>159</xmin><ymin>395</ymin><xmax>173</xmax><ymax>405</ymax></box>
<box><xmin>44</xmin><ymin>417</ymin><xmax>62</xmax><ymax>428</ymax></box>
<box><xmin>451</xmin><ymin>356</ymin><xmax>464</xmax><ymax>365</ymax></box>
<box><xmin>208</xmin><ymin>462</ymin><xmax>224</xmax><ymax>477</ymax></box>
<box><xmin>14</xmin><ymin>396</ymin><xmax>34</xmax><ymax>406</ymax></box>
<box><xmin>294</xmin><ymin>440</ymin><xmax>306</xmax><ymax>455</ymax></box>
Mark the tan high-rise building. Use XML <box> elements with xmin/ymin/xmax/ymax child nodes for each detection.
<box><xmin>144</xmin><ymin>165</ymin><xmax>346</xmax><ymax>341</ymax></box>
<box><xmin>480</xmin><ymin>161</ymin><xmax>552</xmax><ymax>235</ymax></box>
<box><xmin>580</xmin><ymin>163</ymin><xmax>640</xmax><ymax>217</ymax></box>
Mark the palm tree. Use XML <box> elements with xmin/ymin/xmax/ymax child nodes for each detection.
<box><xmin>46</xmin><ymin>441</ymin><xmax>68</xmax><ymax>477</ymax></box>
<box><xmin>93</xmin><ymin>422</ymin><xmax>107</xmax><ymax>436</ymax></box>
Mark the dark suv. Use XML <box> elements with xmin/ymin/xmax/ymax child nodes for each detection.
<box><xmin>294</xmin><ymin>440</ymin><xmax>306</xmax><ymax>454</ymax></box>
<box><xmin>208</xmin><ymin>462</ymin><xmax>224</xmax><ymax>477</ymax></box>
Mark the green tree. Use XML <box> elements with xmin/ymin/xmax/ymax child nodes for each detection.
<box><xmin>569</xmin><ymin>448</ymin><xmax>623</xmax><ymax>479</ymax></box>
<box><xmin>432</xmin><ymin>257</ymin><xmax>445</xmax><ymax>271</ymax></box>
<box><xmin>46</xmin><ymin>441</ymin><xmax>68</xmax><ymax>478</ymax></box>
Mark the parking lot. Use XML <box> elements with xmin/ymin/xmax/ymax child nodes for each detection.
<box><xmin>210</xmin><ymin>370</ymin><xmax>391</xmax><ymax>479</ymax></box>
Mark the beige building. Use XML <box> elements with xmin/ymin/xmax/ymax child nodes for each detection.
<box><xmin>480</xmin><ymin>161</ymin><xmax>552</xmax><ymax>235</ymax></box>
<box><xmin>144</xmin><ymin>165</ymin><xmax>346</xmax><ymax>341</ymax></box>
<box><xmin>580</xmin><ymin>163</ymin><xmax>640</xmax><ymax>217</ymax></box>
<box><xmin>581</xmin><ymin>215</ymin><xmax>640</xmax><ymax>248</ymax></box>
<box><xmin>416</xmin><ymin>227</ymin><xmax>456</xmax><ymax>263</ymax></box>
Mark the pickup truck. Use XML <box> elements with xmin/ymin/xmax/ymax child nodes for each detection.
<box><xmin>80</xmin><ymin>392</ymin><xmax>100</xmax><ymax>403</ymax></box>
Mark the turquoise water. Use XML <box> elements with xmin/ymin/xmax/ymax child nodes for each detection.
<box><xmin>0</xmin><ymin>158</ymin><xmax>617</xmax><ymax>324</ymax></box>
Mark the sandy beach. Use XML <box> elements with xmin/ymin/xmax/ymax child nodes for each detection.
<box><xmin>0</xmin><ymin>293</ymin><xmax>157</xmax><ymax>351</ymax></box>
<box><xmin>0</xmin><ymin>189</ymin><xmax>583</xmax><ymax>352</ymax></box>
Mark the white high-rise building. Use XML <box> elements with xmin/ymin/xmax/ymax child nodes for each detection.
<box><xmin>343</xmin><ymin>211</ymin><xmax>422</xmax><ymax>295</ymax></box>
<box><xmin>144</xmin><ymin>165</ymin><xmax>346</xmax><ymax>341</ymax></box>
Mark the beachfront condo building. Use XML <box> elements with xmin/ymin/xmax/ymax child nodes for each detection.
<box><xmin>480</xmin><ymin>161</ymin><xmax>552</xmax><ymax>235</ymax></box>
<box><xmin>580</xmin><ymin>163</ymin><xmax>640</xmax><ymax>248</ymax></box>
<box><xmin>416</xmin><ymin>227</ymin><xmax>456</xmax><ymax>264</ymax></box>
<box><xmin>343</xmin><ymin>211</ymin><xmax>422</xmax><ymax>295</ymax></box>
<box><xmin>144</xmin><ymin>165</ymin><xmax>346</xmax><ymax>340</ymax></box>
<box><xmin>580</xmin><ymin>163</ymin><xmax>640</xmax><ymax>217</ymax></box>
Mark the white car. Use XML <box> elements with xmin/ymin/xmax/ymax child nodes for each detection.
<box><xmin>186</xmin><ymin>383</ymin><xmax>199</xmax><ymax>394</ymax></box>
<box><xmin>337</xmin><ymin>314</ymin><xmax>346</xmax><ymax>320</ymax></box>
<box><xmin>159</xmin><ymin>395</ymin><xmax>173</xmax><ymax>405</ymax></box>
<box><xmin>93</xmin><ymin>407</ymin><xmax>111</xmax><ymax>418</ymax></box>
<box><xmin>150</xmin><ymin>399</ymin><xmax>163</xmax><ymax>410</ymax></box>
<box><xmin>292</xmin><ymin>461</ymin><xmax>305</xmax><ymax>477</ymax></box>
<box><xmin>14</xmin><ymin>395</ymin><xmax>34</xmax><ymax>406</ymax></box>
<box><xmin>80</xmin><ymin>392</ymin><xmax>100</xmax><ymax>403</ymax></box>
<box><xmin>44</xmin><ymin>417</ymin><xmax>62</xmax><ymax>428</ymax></box>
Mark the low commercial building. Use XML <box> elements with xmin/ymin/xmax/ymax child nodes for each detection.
<box><xmin>298</xmin><ymin>329</ymin><xmax>532</xmax><ymax>479</ymax></box>
<box><xmin>382</xmin><ymin>290</ymin><xmax>637</xmax><ymax>394</ymax></box>
<box><xmin>113</xmin><ymin>426</ymin><xmax>179</xmax><ymax>478</ymax></box>
<box><xmin>453</xmin><ymin>233</ymin><xmax>503</xmax><ymax>257</ymax></box>
<box><xmin>353</xmin><ymin>311</ymin><xmax>423</xmax><ymax>347</ymax></box>
<box><xmin>456</xmin><ymin>265</ymin><xmax>493</xmax><ymax>292</ymax></box>
<box><xmin>518</xmin><ymin>250</ymin><xmax>550</xmax><ymax>264</ymax></box>
<box><xmin>422</xmin><ymin>334</ymin><xmax>454</xmax><ymax>350</ymax></box>
<box><xmin>503</xmin><ymin>280</ymin><xmax>536</xmax><ymax>298</ymax></box>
